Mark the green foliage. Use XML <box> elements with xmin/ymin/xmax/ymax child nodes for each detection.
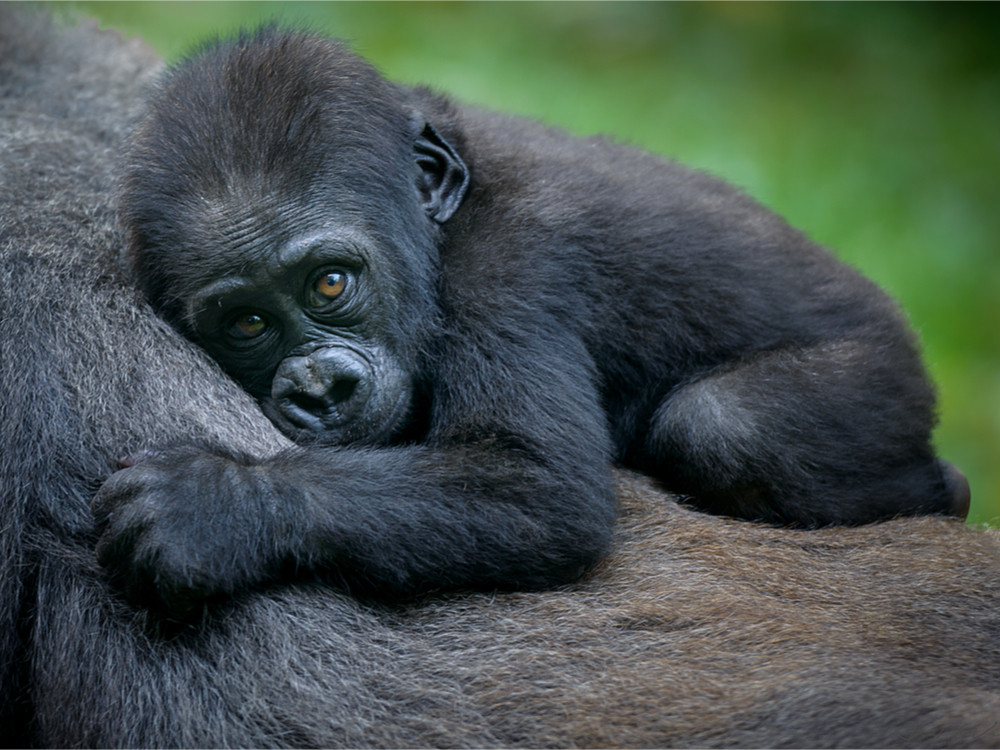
<box><xmin>65</xmin><ymin>1</ymin><xmax>1000</xmax><ymax>525</ymax></box>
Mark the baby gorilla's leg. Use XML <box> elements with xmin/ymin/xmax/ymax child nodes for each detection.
<box><xmin>644</xmin><ymin>340</ymin><xmax>963</xmax><ymax>525</ymax></box>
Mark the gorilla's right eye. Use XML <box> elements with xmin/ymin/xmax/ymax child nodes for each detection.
<box><xmin>308</xmin><ymin>268</ymin><xmax>350</xmax><ymax>309</ymax></box>
<box><xmin>228</xmin><ymin>312</ymin><xmax>269</xmax><ymax>340</ymax></box>
<box><xmin>314</xmin><ymin>271</ymin><xmax>347</xmax><ymax>300</ymax></box>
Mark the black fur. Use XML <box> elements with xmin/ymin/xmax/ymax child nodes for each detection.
<box><xmin>3</xmin><ymin>12</ymin><xmax>1000</xmax><ymax>748</ymax></box>
<box><xmin>94</xmin><ymin>26</ymin><xmax>969</xmax><ymax>618</ymax></box>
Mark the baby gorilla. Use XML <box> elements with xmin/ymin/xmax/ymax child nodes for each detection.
<box><xmin>94</xmin><ymin>27</ymin><xmax>969</xmax><ymax>618</ymax></box>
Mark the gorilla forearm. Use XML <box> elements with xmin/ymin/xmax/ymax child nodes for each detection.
<box><xmin>282</xmin><ymin>442</ymin><xmax>614</xmax><ymax>592</ymax></box>
<box><xmin>94</xmin><ymin>328</ymin><xmax>614</xmax><ymax>615</ymax></box>
<box><xmin>93</xmin><ymin>440</ymin><xmax>614</xmax><ymax>614</ymax></box>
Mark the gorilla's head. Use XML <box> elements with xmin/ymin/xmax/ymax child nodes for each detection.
<box><xmin>120</xmin><ymin>27</ymin><xmax>469</xmax><ymax>444</ymax></box>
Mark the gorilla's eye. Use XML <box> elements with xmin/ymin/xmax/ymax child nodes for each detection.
<box><xmin>310</xmin><ymin>270</ymin><xmax>348</xmax><ymax>306</ymax></box>
<box><xmin>229</xmin><ymin>312</ymin><xmax>269</xmax><ymax>339</ymax></box>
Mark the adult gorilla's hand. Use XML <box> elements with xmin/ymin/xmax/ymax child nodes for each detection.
<box><xmin>92</xmin><ymin>447</ymin><xmax>283</xmax><ymax>620</ymax></box>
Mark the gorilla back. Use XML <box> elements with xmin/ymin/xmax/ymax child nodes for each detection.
<box><xmin>100</xmin><ymin>26</ymin><xmax>968</xmax><ymax>616</ymax></box>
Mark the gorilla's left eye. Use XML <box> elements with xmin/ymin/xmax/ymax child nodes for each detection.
<box><xmin>228</xmin><ymin>312</ymin><xmax>269</xmax><ymax>339</ymax></box>
<box><xmin>310</xmin><ymin>270</ymin><xmax>348</xmax><ymax>306</ymax></box>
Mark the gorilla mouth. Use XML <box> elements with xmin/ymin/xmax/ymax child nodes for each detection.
<box><xmin>281</xmin><ymin>377</ymin><xmax>369</xmax><ymax>428</ymax></box>
<box><xmin>263</xmin><ymin>385</ymin><xmax>412</xmax><ymax>447</ymax></box>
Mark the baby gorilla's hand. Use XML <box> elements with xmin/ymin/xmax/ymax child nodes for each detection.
<box><xmin>92</xmin><ymin>446</ymin><xmax>278</xmax><ymax>620</ymax></box>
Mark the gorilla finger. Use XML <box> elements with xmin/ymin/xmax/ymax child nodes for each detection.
<box><xmin>94</xmin><ymin>523</ymin><xmax>142</xmax><ymax>569</ymax></box>
<box><xmin>91</xmin><ymin>466</ymin><xmax>150</xmax><ymax>518</ymax></box>
<box><xmin>91</xmin><ymin>484</ymin><xmax>123</xmax><ymax>521</ymax></box>
<box><xmin>117</xmin><ymin>449</ymin><xmax>166</xmax><ymax>469</ymax></box>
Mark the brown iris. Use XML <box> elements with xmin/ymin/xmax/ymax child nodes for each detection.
<box><xmin>313</xmin><ymin>271</ymin><xmax>347</xmax><ymax>301</ymax></box>
<box><xmin>232</xmin><ymin>312</ymin><xmax>267</xmax><ymax>338</ymax></box>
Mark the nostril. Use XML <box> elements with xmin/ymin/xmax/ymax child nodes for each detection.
<box><xmin>285</xmin><ymin>376</ymin><xmax>359</xmax><ymax>416</ymax></box>
<box><xmin>272</xmin><ymin>349</ymin><xmax>372</xmax><ymax>428</ymax></box>
<box><xmin>328</xmin><ymin>376</ymin><xmax>359</xmax><ymax>405</ymax></box>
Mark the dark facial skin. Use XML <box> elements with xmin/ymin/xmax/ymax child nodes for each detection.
<box><xmin>92</xmin><ymin>26</ymin><xmax>968</xmax><ymax>621</ymax></box>
<box><xmin>185</xmin><ymin>229</ymin><xmax>414</xmax><ymax>444</ymax></box>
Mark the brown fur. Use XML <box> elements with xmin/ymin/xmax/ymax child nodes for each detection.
<box><xmin>395</xmin><ymin>470</ymin><xmax>1000</xmax><ymax>747</ymax></box>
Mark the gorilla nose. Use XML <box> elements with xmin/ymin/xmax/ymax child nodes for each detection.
<box><xmin>272</xmin><ymin>348</ymin><xmax>373</xmax><ymax>428</ymax></box>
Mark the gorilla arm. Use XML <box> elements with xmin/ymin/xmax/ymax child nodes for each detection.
<box><xmin>92</xmin><ymin>331</ymin><xmax>616</xmax><ymax>618</ymax></box>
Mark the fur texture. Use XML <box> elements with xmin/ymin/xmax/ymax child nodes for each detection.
<box><xmin>90</xmin><ymin>26</ymin><xmax>967</xmax><ymax>617</ymax></box>
<box><xmin>2</xmin><ymin>9</ymin><xmax>999</xmax><ymax>748</ymax></box>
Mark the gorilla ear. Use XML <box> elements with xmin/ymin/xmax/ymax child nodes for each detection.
<box><xmin>414</xmin><ymin>122</ymin><xmax>469</xmax><ymax>224</ymax></box>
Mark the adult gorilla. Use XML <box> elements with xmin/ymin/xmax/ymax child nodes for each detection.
<box><xmin>3</xmin><ymin>9</ymin><xmax>1000</xmax><ymax>748</ymax></box>
<box><xmin>94</xmin><ymin>26</ymin><xmax>968</xmax><ymax>617</ymax></box>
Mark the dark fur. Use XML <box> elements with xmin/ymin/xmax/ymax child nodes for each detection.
<box><xmin>94</xmin><ymin>26</ymin><xmax>968</xmax><ymax>616</ymax></box>
<box><xmin>2</xmin><ymin>11</ymin><xmax>1000</xmax><ymax>747</ymax></box>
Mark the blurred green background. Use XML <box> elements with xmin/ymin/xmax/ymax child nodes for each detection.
<box><xmin>62</xmin><ymin>1</ymin><xmax>999</xmax><ymax>525</ymax></box>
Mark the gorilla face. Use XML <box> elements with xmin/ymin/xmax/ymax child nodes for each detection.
<box><xmin>184</xmin><ymin>227</ymin><xmax>416</xmax><ymax>445</ymax></box>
